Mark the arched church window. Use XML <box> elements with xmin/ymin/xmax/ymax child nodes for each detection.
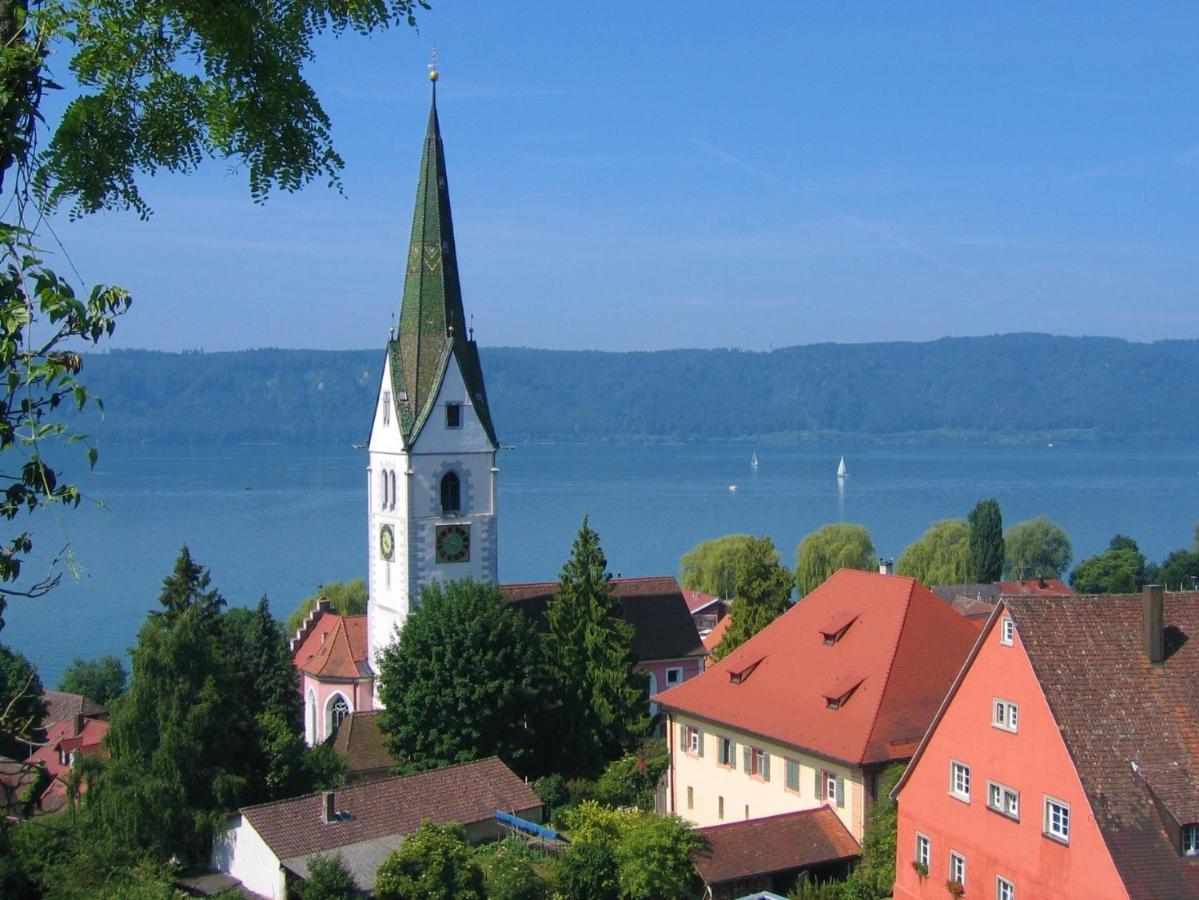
<box><xmin>329</xmin><ymin>696</ymin><xmax>350</xmax><ymax>734</ymax></box>
<box><xmin>441</xmin><ymin>471</ymin><xmax>461</xmax><ymax>514</ymax></box>
<box><xmin>389</xmin><ymin>470</ymin><xmax>397</xmax><ymax>511</ymax></box>
<box><xmin>380</xmin><ymin>469</ymin><xmax>389</xmax><ymax>510</ymax></box>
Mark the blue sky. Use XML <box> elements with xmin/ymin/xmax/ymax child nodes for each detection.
<box><xmin>43</xmin><ymin>2</ymin><xmax>1199</xmax><ymax>351</ymax></box>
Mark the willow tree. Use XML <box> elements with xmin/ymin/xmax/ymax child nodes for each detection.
<box><xmin>897</xmin><ymin>519</ymin><xmax>972</xmax><ymax>585</ymax></box>
<box><xmin>1004</xmin><ymin>516</ymin><xmax>1073</xmax><ymax>581</ymax></box>
<box><xmin>795</xmin><ymin>523</ymin><xmax>876</xmax><ymax>595</ymax></box>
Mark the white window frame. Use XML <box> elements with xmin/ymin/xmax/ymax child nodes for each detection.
<box><xmin>685</xmin><ymin>725</ymin><xmax>701</xmax><ymax>756</ymax></box>
<box><xmin>750</xmin><ymin>746</ymin><xmax>767</xmax><ymax>779</ymax></box>
<box><xmin>950</xmin><ymin>760</ymin><xmax>971</xmax><ymax>802</ymax></box>
<box><xmin>665</xmin><ymin>666</ymin><xmax>683</xmax><ymax>686</ymax></box>
<box><xmin>993</xmin><ymin>698</ymin><xmax>1019</xmax><ymax>733</ymax></box>
<box><xmin>949</xmin><ymin>851</ymin><xmax>966</xmax><ymax>888</ymax></box>
<box><xmin>987</xmin><ymin>781</ymin><xmax>1020</xmax><ymax>820</ymax></box>
<box><xmin>1000</xmin><ymin>617</ymin><xmax>1015</xmax><ymax>645</ymax></box>
<box><xmin>1184</xmin><ymin>823</ymin><xmax>1199</xmax><ymax>856</ymax></box>
<box><xmin>996</xmin><ymin>875</ymin><xmax>1015</xmax><ymax>900</ymax></box>
<box><xmin>915</xmin><ymin>832</ymin><xmax>931</xmax><ymax>867</ymax></box>
<box><xmin>1044</xmin><ymin>796</ymin><xmax>1071</xmax><ymax>843</ymax></box>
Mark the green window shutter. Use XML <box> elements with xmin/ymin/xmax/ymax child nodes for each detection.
<box><xmin>742</xmin><ymin>747</ymin><xmax>751</xmax><ymax>773</ymax></box>
<box><xmin>697</xmin><ymin>729</ymin><xmax>704</xmax><ymax>758</ymax></box>
<box><xmin>680</xmin><ymin>723</ymin><xmax>687</xmax><ymax>747</ymax></box>
<box><xmin>815</xmin><ymin>769</ymin><xmax>823</xmax><ymax>798</ymax></box>
<box><xmin>762</xmin><ymin>753</ymin><xmax>771</xmax><ymax>782</ymax></box>
<box><xmin>836</xmin><ymin>777</ymin><xmax>845</xmax><ymax>808</ymax></box>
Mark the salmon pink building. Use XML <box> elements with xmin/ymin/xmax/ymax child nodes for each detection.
<box><xmin>892</xmin><ymin>588</ymin><xmax>1199</xmax><ymax>900</ymax></box>
<box><xmin>291</xmin><ymin>601</ymin><xmax>373</xmax><ymax>746</ymax></box>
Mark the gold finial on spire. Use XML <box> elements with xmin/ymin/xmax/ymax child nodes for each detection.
<box><xmin>428</xmin><ymin>45</ymin><xmax>439</xmax><ymax>82</ymax></box>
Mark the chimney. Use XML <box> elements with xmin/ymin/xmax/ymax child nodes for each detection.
<box><xmin>878</xmin><ymin>558</ymin><xmax>894</xmax><ymax>576</ymax></box>
<box><xmin>1143</xmin><ymin>585</ymin><xmax>1164</xmax><ymax>665</ymax></box>
<box><xmin>322</xmin><ymin>791</ymin><xmax>336</xmax><ymax>823</ymax></box>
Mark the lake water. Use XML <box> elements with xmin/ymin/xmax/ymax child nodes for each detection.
<box><xmin>6</xmin><ymin>440</ymin><xmax>1199</xmax><ymax>685</ymax></box>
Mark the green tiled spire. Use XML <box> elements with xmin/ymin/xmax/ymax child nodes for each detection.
<box><xmin>390</xmin><ymin>82</ymin><xmax>498</xmax><ymax>448</ymax></box>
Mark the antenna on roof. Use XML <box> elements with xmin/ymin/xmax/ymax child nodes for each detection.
<box><xmin>469</xmin><ymin>314</ymin><xmax>475</xmax><ymax>341</ymax></box>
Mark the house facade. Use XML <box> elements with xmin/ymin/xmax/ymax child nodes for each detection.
<box><xmin>892</xmin><ymin>588</ymin><xmax>1199</xmax><ymax>900</ymax></box>
<box><xmin>656</xmin><ymin>569</ymin><xmax>979</xmax><ymax>841</ymax></box>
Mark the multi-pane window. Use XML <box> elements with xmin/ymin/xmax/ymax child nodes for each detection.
<box><xmin>915</xmin><ymin>833</ymin><xmax>931</xmax><ymax>867</ymax></box>
<box><xmin>684</xmin><ymin>725</ymin><xmax>702</xmax><ymax>756</ymax></box>
<box><xmin>329</xmin><ymin>696</ymin><xmax>350</xmax><ymax>733</ymax></box>
<box><xmin>1044</xmin><ymin>796</ymin><xmax>1070</xmax><ymax>842</ymax></box>
<box><xmin>993</xmin><ymin>698</ymin><xmax>1019</xmax><ymax>732</ymax></box>
<box><xmin>1184</xmin><ymin>824</ymin><xmax>1199</xmax><ymax>856</ymax></box>
<box><xmin>949</xmin><ymin>851</ymin><xmax>966</xmax><ymax>887</ymax></box>
<box><xmin>749</xmin><ymin>746</ymin><xmax>769</xmax><ymax>780</ymax></box>
<box><xmin>816</xmin><ymin>769</ymin><xmax>843</xmax><ymax>807</ymax></box>
<box><xmin>1001</xmin><ymin>617</ymin><xmax>1015</xmax><ymax>645</ymax></box>
<box><xmin>718</xmin><ymin>736</ymin><xmax>734</xmax><ymax>767</ymax></box>
<box><xmin>785</xmin><ymin>758</ymin><xmax>801</xmax><ymax>792</ymax></box>
<box><xmin>666</xmin><ymin>667</ymin><xmax>683</xmax><ymax>685</ymax></box>
<box><xmin>950</xmin><ymin>760</ymin><xmax>971</xmax><ymax>801</ymax></box>
<box><xmin>997</xmin><ymin>876</ymin><xmax>1015</xmax><ymax>900</ymax></box>
<box><xmin>445</xmin><ymin>402</ymin><xmax>462</xmax><ymax>428</ymax></box>
<box><xmin>987</xmin><ymin>781</ymin><xmax>1020</xmax><ymax>820</ymax></box>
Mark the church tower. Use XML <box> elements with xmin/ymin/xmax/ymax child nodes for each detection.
<box><xmin>366</xmin><ymin>71</ymin><xmax>500</xmax><ymax>680</ymax></box>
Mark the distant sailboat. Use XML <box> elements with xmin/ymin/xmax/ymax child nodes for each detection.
<box><xmin>751</xmin><ymin>452</ymin><xmax>759</xmax><ymax>468</ymax></box>
<box><xmin>837</xmin><ymin>456</ymin><xmax>848</xmax><ymax>479</ymax></box>
<box><xmin>728</xmin><ymin>484</ymin><xmax>738</xmax><ymax>492</ymax></box>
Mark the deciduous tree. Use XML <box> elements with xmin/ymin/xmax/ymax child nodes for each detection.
<box><xmin>795</xmin><ymin>524</ymin><xmax>876</xmax><ymax>595</ymax></box>
<box><xmin>374</xmin><ymin>821</ymin><xmax>484</xmax><ymax>900</ymax></box>
<box><xmin>1070</xmin><ymin>536</ymin><xmax>1147</xmax><ymax>594</ymax></box>
<box><xmin>1004</xmin><ymin>517</ymin><xmax>1073</xmax><ymax>581</ymax></box>
<box><xmin>285</xmin><ymin>578</ymin><xmax>368</xmax><ymax>636</ymax></box>
<box><xmin>57</xmin><ymin>655</ymin><xmax>126</xmax><ymax>706</ymax></box>
<box><xmin>294</xmin><ymin>853</ymin><xmax>359</xmax><ymax>900</ymax></box>
<box><xmin>0</xmin><ymin>644</ymin><xmax>45</xmax><ymax>756</ymax></box>
<box><xmin>543</xmin><ymin>517</ymin><xmax>649</xmax><ymax>777</ymax></box>
<box><xmin>968</xmin><ymin>498</ymin><xmax>1004</xmax><ymax>582</ymax></box>
<box><xmin>711</xmin><ymin>536</ymin><xmax>793</xmax><ymax>661</ymax></box>
<box><xmin>897</xmin><ymin>519</ymin><xmax>972</xmax><ymax>585</ymax></box>
<box><xmin>376</xmin><ymin>580</ymin><xmax>544</xmax><ymax>775</ymax></box>
<box><xmin>678</xmin><ymin>534</ymin><xmax>756</xmax><ymax>597</ymax></box>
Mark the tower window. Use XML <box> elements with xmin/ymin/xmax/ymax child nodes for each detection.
<box><xmin>383</xmin><ymin>391</ymin><xmax>391</xmax><ymax>425</ymax></box>
<box><xmin>445</xmin><ymin>403</ymin><xmax>462</xmax><ymax>428</ymax></box>
<box><xmin>389</xmin><ymin>470</ymin><xmax>397</xmax><ymax>511</ymax></box>
<box><xmin>440</xmin><ymin>471</ymin><xmax>461</xmax><ymax>514</ymax></box>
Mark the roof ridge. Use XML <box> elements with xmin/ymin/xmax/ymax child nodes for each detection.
<box><xmin>695</xmin><ymin>804</ymin><xmax>844</xmax><ymax>834</ymax></box>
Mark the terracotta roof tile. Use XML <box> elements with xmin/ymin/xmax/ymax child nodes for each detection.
<box><xmin>331</xmin><ymin>712</ymin><xmax>394</xmax><ymax>777</ymax></box>
<box><xmin>501</xmin><ymin>577</ymin><xmax>706</xmax><ymax>662</ymax></box>
<box><xmin>999</xmin><ymin>578</ymin><xmax>1075</xmax><ymax>596</ymax></box>
<box><xmin>656</xmin><ymin>570</ymin><xmax>978</xmax><ymax>766</ymax></box>
<box><xmin>692</xmin><ymin>807</ymin><xmax>860</xmax><ymax>885</ymax></box>
<box><xmin>682</xmin><ymin>588</ymin><xmax>721</xmax><ymax>614</ymax></box>
<box><xmin>291</xmin><ymin>611</ymin><xmax>370</xmax><ymax>680</ymax></box>
<box><xmin>240</xmin><ymin>757</ymin><xmax>540</xmax><ymax>862</ymax></box>
<box><xmin>702</xmin><ymin>615</ymin><xmax>731</xmax><ymax>653</ymax></box>
<box><xmin>1007</xmin><ymin>592</ymin><xmax>1199</xmax><ymax>900</ymax></box>
<box><xmin>41</xmin><ymin>690</ymin><xmax>107</xmax><ymax>729</ymax></box>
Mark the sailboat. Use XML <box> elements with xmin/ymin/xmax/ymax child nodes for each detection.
<box><xmin>837</xmin><ymin>456</ymin><xmax>848</xmax><ymax>479</ymax></box>
<box><xmin>751</xmin><ymin>452</ymin><xmax>759</xmax><ymax>468</ymax></box>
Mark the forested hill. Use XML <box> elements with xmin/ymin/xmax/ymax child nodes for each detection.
<box><xmin>76</xmin><ymin>334</ymin><xmax>1199</xmax><ymax>445</ymax></box>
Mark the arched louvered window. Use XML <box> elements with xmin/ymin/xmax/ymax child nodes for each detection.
<box><xmin>440</xmin><ymin>471</ymin><xmax>461</xmax><ymax>514</ymax></box>
<box><xmin>328</xmin><ymin>695</ymin><xmax>350</xmax><ymax>735</ymax></box>
<box><xmin>380</xmin><ymin>469</ymin><xmax>388</xmax><ymax>509</ymax></box>
<box><xmin>389</xmin><ymin>470</ymin><xmax>397</xmax><ymax>511</ymax></box>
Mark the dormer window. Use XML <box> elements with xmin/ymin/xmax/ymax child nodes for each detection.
<box><xmin>728</xmin><ymin>657</ymin><xmax>764</xmax><ymax>685</ymax></box>
<box><xmin>1000</xmin><ymin>617</ymin><xmax>1015</xmax><ymax>646</ymax></box>
<box><xmin>440</xmin><ymin>472</ymin><xmax>461</xmax><ymax>514</ymax></box>
<box><xmin>820</xmin><ymin>614</ymin><xmax>858</xmax><ymax>646</ymax></box>
<box><xmin>445</xmin><ymin>402</ymin><xmax>462</xmax><ymax>428</ymax></box>
<box><xmin>823</xmin><ymin>676</ymin><xmax>864</xmax><ymax>710</ymax></box>
<box><xmin>1184</xmin><ymin>824</ymin><xmax>1199</xmax><ymax>856</ymax></box>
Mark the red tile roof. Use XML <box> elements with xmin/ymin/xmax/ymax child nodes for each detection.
<box><xmin>331</xmin><ymin>711</ymin><xmax>394</xmax><ymax>779</ymax></box>
<box><xmin>240</xmin><ymin>757</ymin><xmax>541</xmax><ymax>862</ymax></box>
<box><xmin>292</xmin><ymin>610</ymin><xmax>370</xmax><ymax>680</ymax></box>
<box><xmin>999</xmin><ymin>578</ymin><xmax>1075</xmax><ymax>596</ymax></box>
<box><xmin>701</xmin><ymin>615</ymin><xmax>731</xmax><ymax>653</ymax></box>
<box><xmin>40</xmin><ymin>690</ymin><xmax>107</xmax><ymax>729</ymax></box>
<box><xmin>656</xmin><ymin>569</ymin><xmax>979</xmax><ymax>766</ymax></box>
<box><xmin>1005</xmin><ymin>592</ymin><xmax>1199</xmax><ymax>899</ymax></box>
<box><xmin>682</xmin><ymin>588</ymin><xmax>721</xmax><ymax>614</ymax></box>
<box><xmin>502</xmin><ymin>576</ymin><xmax>706</xmax><ymax>663</ymax></box>
<box><xmin>691</xmin><ymin>807</ymin><xmax>860</xmax><ymax>885</ymax></box>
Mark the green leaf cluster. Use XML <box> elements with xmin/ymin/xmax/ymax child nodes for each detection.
<box><xmin>293</xmin><ymin>853</ymin><xmax>359</xmax><ymax>900</ymax></box>
<box><xmin>376</xmin><ymin>580</ymin><xmax>545</xmax><ymax>776</ymax></box>
<box><xmin>374</xmin><ymin>821</ymin><xmax>485</xmax><ymax>900</ymax></box>
<box><xmin>710</xmin><ymin>536</ymin><xmax>793</xmax><ymax>661</ymax></box>
<box><xmin>678</xmin><ymin>534</ymin><xmax>756</xmax><ymax>597</ymax></box>
<box><xmin>285</xmin><ymin>578</ymin><xmax>367</xmax><ymax>637</ymax></box>
<box><xmin>896</xmin><ymin>519</ymin><xmax>972</xmax><ymax>585</ymax></box>
<box><xmin>795</xmin><ymin>524</ymin><xmax>876</xmax><ymax>595</ymax></box>
<box><xmin>57</xmin><ymin>654</ymin><xmax>127</xmax><ymax>706</ymax></box>
<box><xmin>1004</xmin><ymin>516</ymin><xmax>1073</xmax><ymax>581</ymax></box>
<box><xmin>0</xmin><ymin>642</ymin><xmax>46</xmax><ymax>756</ymax></box>
<box><xmin>1070</xmin><ymin>535</ymin><xmax>1147</xmax><ymax>594</ymax></box>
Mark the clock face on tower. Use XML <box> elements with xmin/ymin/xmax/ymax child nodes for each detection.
<box><xmin>379</xmin><ymin>524</ymin><xmax>394</xmax><ymax>561</ymax></box>
<box><xmin>435</xmin><ymin>524</ymin><xmax>470</xmax><ymax>564</ymax></box>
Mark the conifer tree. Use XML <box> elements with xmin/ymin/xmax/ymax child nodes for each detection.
<box><xmin>968</xmin><ymin>499</ymin><xmax>1005</xmax><ymax>582</ymax></box>
<box><xmin>712</xmin><ymin>537</ymin><xmax>793</xmax><ymax>662</ymax></box>
<box><xmin>545</xmin><ymin>517</ymin><xmax>649</xmax><ymax>776</ymax></box>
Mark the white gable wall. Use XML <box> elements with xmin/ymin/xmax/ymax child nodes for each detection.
<box><xmin>212</xmin><ymin>814</ymin><xmax>286</xmax><ymax>900</ymax></box>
